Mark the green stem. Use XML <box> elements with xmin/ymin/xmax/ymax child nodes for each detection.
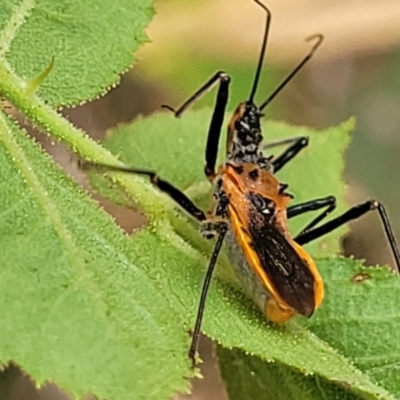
<box><xmin>0</xmin><ymin>63</ymin><xmax>165</xmax><ymax>221</ymax></box>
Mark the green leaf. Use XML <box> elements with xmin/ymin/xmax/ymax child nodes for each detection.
<box><xmin>1</xmin><ymin>105</ymin><xmax>400</xmax><ymax>400</ymax></box>
<box><xmin>217</xmin><ymin>347</ymin><xmax>363</xmax><ymax>400</ymax></box>
<box><xmin>306</xmin><ymin>259</ymin><xmax>400</xmax><ymax>398</ymax></box>
<box><xmin>217</xmin><ymin>259</ymin><xmax>400</xmax><ymax>400</ymax></box>
<box><xmin>0</xmin><ymin>112</ymin><xmax>193</xmax><ymax>399</ymax></box>
<box><xmin>0</xmin><ymin>1</ymin><xmax>396</xmax><ymax>396</ymax></box>
<box><xmin>0</xmin><ymin>0</ymin><xmax>153</xmax><ymax>106</ymax></box>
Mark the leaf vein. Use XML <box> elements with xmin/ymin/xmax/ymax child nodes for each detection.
<box><xmin>358</xmin><ymin>357</ymin><xmax>400</xmax><ymax>372</ymax></box>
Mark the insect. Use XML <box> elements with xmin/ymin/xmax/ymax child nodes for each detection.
<box><xmin>83</xmin><ymin>0</ymin><xmax>400</xmax><ymax>365</ymax></box>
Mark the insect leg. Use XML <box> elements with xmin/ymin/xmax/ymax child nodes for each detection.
<box><xmin>162</xmin><ymin>71</ymin><xmax>229</xmax><ymax>118</ymax></box>
<box><xmin>204</xmin><ymin>74</ymin><xmax>230</xmax><ymax>181</ymax></box>
<box><xmin>287</xmin><ymin>196</ymin><xmax>336</xmax><ymax>235</ymax></box>
<box><xmin>162</xmin><ymin>71</ymin><xmax>230</xmax><ymax>181</ymax></box>
<box><xmin>271</xmin><ymin>136</ymin><xmax>309</xmax><ymax>173</ymax></box>
<box><xmin>294</xmin><ymin>200</ymin><xmax>400</xmax><ymax>272</ymax></box>
<box><xmin>189</xmin><ymin>222</ymin><xmax>228</xmax><ymax>366</ymax></box>
<box><xmin>81</xmin><ymin>162</ymin><xmax>206</xmax><ymax>222</ymax></box>
<box><xmin>263</xmin><ymin>136</ymin><xmax>308</xmax><ymax>150</ymax></box>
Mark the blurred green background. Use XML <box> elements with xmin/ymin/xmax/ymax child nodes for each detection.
<box><xmin>4</xmin><ymin>0</ymin><xmax>400</xmax><ymax>399</ymax></box>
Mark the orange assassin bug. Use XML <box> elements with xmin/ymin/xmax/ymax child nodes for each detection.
<box><xmin>84</xmin><ymin>0</ymin><xmax>400</xmax><ymax>365</ymax></box>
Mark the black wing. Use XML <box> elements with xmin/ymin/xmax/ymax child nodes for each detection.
<box><xmin>246</xmin><ymin>192</ymin><xmax>316</xmax><ymax>317</ymax></box>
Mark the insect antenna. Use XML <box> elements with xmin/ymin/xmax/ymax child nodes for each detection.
<box><xmin>259</xmin><ymin>34</ymin><xmax>323</xmax><ymax>110</ymax></box>
<box><xmin>248</xmin><ymin>0</ymin><xmax>272</xmax><ymax>104</ymax></box>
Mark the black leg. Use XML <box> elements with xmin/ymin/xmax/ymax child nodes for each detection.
<box><xmin>287</xmin><ymin>196</ymin><xmax>336</xmax><ymax>235</ymax></box>
<box><xmin>81</xmin><ymin>162</ymin><xmax>206</xmax><ymax>222</ymax></box>
<box><xmin>271</xmin><ymin>136</ymin><xmax>309</xmax><ymax>173</ymax></box>
<box><xmin>189</xmin><ymin>222</ymin><xmax>228</xmax><ymax>366</ymax></box>
<box><xmin>204</xmin><ymin>74</ymin><xmax>230</xmax><ymax>180</ymax></box>
<box><xmin>163</xmin><ymin>71</ymin><xmax>230</xmax><ymax>181</ymax></box>
<box><xmin>162</xmin><ymin>71</ymin><xmax>229</xmax><ymax>118</ymax></box>
<box><xmin>294</xmin><ymin>200</ymin><xmax>400</xmax><ymax>273</ymax></box>
<box><xmin>263</xmin><ymin>136</ymin><xmax>308</xmax><ymax>150</ymax></box>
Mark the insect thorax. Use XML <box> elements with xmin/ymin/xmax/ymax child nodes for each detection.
<box><xmin>228</xmin><ymin>145</ymin><xmax>272</xmax><ymax>171</ymax></box>
<box><xmin>227</xmin><ymin>102</ymin><xmax>273</xmax><ymax>171</ymax></box>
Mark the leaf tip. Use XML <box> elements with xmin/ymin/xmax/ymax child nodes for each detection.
<box><xmin>24</xmin><ymin>57</ymin><xmax>55</xmax><ymax>95</ymax></box>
